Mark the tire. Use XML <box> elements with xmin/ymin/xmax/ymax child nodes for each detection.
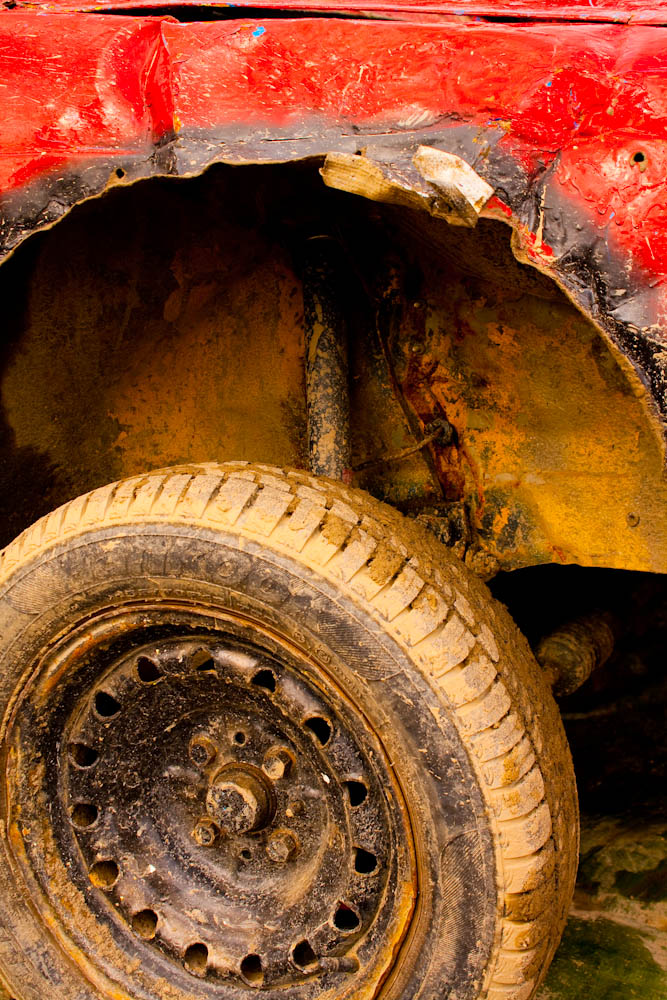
<box><xmin>0</xmin><ymin>462</ymin><xmax>577</xmax><ymax>1000</ymax></box>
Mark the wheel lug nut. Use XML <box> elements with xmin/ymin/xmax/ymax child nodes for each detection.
<box><xmin>266</xmin><ymin>828</ymin><xmax>299</xmax><ymax>863</ymax></box>
<box><xmin>193</xmin><ymin>817</ymin><xmax>220</xmax><ymax>847</ymax></box>
<box><xmin>286</xmin><ymin>799</ymin><xmax>304</xmax><ymax>818</ymax></box>
<box><xmin>190</xmin><ymin>735</ymin><xmax>217</xmax><ymax>768</ymax></box>
<box><xmin>262</xmin><ymin>746</ymin><xmax>294</xmax><ymax>781</ymax></box>
<box><xmin>207</xmin><ymin>764</ymin><xmax>275</xmax><ymax>833</ymax></box>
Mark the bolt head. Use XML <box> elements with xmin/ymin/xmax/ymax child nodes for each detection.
<box><xmin>262</xmin><ymin>747</ymin><xmax>294</xmax><ymax>781</ymax></box>
<box><xmin>206</xmin><ymin>764</ymin><xmax>275</xmax><ymax>834</ymax></box>
<box><xmin>193</xmin><ymin>817</ymin><xmax>219</xmax><ymax>847</ymax></box>
<box><xmin>286</xmin><ymin>799</ymin><xmax>304</xmax><ymax>819</ymax></box>
<box><xmin>208</xmin><ymin>784</ymin><xmax>258</xmax><ymax>834</ymax></box>
<box><xmin>189</xmin><ymin>735</ymin><xmax>217</xmax><ymax>768</ymax></box>
<box><xmin>266</xmin><ymin>829</ymin><xmax>299</xmax><ymax>863</ymax></box>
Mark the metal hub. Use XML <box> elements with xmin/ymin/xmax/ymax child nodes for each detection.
<box><xmin>7</xmin><ymin>608</ymin><xmax>415</xmax><ymax>999</ymax></box>
<box><xmin>206</xmin><ymin>764</ymin><xmax>276</xmax><ymax>834</ymax></box>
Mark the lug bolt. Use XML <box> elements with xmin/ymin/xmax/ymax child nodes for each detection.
<box><xmin>193</xmin><ymin>816</ymin><xmax>220</xmax><ymax>847</ymax></box>
<box><xmin>206</xmin><ymin>764</ymin><xmax>275</xmax><ymax>833</ymax></box>
<box><xmin>266</xmin><ymin>829</ymin><xmax>299</xmax><ymax>863</ymax></box>
<box><xmin>262</xmin><ymin>746</ymin><xmax>294</xmax><ymax>781</ymax></box>
<box><xmin>189</xmin><ymin>735</ymin><xmax>217</xmax><ymax>768</ymax></box>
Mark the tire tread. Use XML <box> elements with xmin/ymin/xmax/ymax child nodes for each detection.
<box><xmin>0</xmin><ymin>462</ymin><xmax>578</xmax><ymax>1000</ymax></box>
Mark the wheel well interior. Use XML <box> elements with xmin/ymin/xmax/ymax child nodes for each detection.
<box><xmin>0</xmin><ymin>159</ymin><xmax>664</xmax><ymax>573</ymax></box>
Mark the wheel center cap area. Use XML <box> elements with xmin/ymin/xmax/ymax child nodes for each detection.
<box><xmin>206</xmin><ymin>764</ymin><xmax>275</xmax><ymax>833</ymax></box>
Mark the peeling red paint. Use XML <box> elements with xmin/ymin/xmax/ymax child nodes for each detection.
<box><xmin>4</xmin><ymin>16</ymin><xmax>666</xmax><ymax>272</ymax></box>
<box><xmin>0</xmin><ymin>18</ymin><xmax>169</xmax><ymax>188</ymax></box>
<box><xmin>1</xmin><ymin>5</ymin><xmax>667</xmax><ymax>425</ymax></box>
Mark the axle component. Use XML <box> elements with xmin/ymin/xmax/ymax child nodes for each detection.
<box><xmin>536</xmin><ymin>612</ymin><xmax>615</xmax><ymax>697</ymax></box>
<box><xmin>302</xmin><ymin>236</ymin><xmax>351</xmax><ymax>480</ymax></box>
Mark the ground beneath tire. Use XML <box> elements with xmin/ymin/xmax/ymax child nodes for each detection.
<box><xmin>529</xmin><ymin>572</ymin><xmax>667</xmax><ymax>1000</ymax></box>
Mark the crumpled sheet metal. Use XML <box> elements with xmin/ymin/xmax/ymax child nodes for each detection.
<box><xmin>1</xmin><ymin>11</ymin><xmax>667</xmax><ymax>442</ymax></box>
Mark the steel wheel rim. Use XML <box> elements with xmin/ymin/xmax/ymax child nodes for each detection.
<box><xmin>5</xmin><ymin>601</ymin><xmax>417</xmax><ymax>1000</ymax></box>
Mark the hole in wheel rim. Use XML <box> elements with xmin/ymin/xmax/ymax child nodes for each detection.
<box><xmin>333</xmin><ymin>903</ymin><xmax>360</xmax><ymax>932</ymax></box>
<box><xmin>233</xmin><ymin>730</ymin><xmax>247</xmax><ymax>745</ymax></box>
<box><xmin>71</xmin><ymin>803</ymin><xmax>99</xmax><ymax>829</ymax></box>
<box><xmin>344</xmin><ymin>779</ymin><xmax>367</xmax><ymax>806</ymax></box>
<box><xmin>132</xmin><ymin>909</ymin><xmax>158</xmax><ymax>939</ymax></box>
<box><xmin>292</xmin><ymin>939</ymin><xmax>318</xmax><ymax>971</ymax></box>
<box><xmin>94</xmin><ymin>691</ymin><xmax>121</xmax><ymax>718</ymax></box>
<box><xmin>191</xmin><ymin>648</ymin><xmax>216</xmax><ymax>673</ymax></box>
<box><xmin>89</xmin><ymin>860</ymin><xmax>119</xmax><ymax>888</ymax></box>
<box><xmin>251</xmin><ymin>668</ymin><xmax>276</xmax><ymax>692</ymax></box>
<box><xmin>354</xmin><ymin>847</ymin><xmax>378</xmax><ymax>874</ymax></box>
<box><xmin>184</xmin><ymin>943</ymin><xmax>208</xmax><ymax>977</ymax></box>
<box><xmin>69</xmin><ymin>743</ymin><xmax>99</xmax><ymax>768</ymax></box>
<box><xmin>137</xmin><ymin>657</ymin><xmax>161</xmax><ymax>683</ymax></box>
<box><xmin>240</xmin><ymin>954</ymin><xmax>264</xmax><ymax>985</ymax></box>
<box><xmin>304</xmin><ymin>715</ymin><xmax>332</xmax><ymax>745</ymax></box>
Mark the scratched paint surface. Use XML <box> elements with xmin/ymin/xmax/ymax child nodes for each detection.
<box><xmin>0</xmin><ymin>21</ymin><xmax>666</xmax><ymax>314</ymax></box>
<box><xmin>0</xmin><ymin>6</ymin><xmax>666</xmax><ymax>442</ymax></box>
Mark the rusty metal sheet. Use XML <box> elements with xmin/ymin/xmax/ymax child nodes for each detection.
<box><xmin>0</xmin><ymin>164</ymin><xmax>664</xmax><ymax>574</ymax></box>
<box><xmin>371</xmin><ymin>206</ymin><xmax>667</xmax><ymax>573</ymax></box>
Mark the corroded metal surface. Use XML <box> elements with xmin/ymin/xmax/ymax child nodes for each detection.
<box><xmin>302</xmin><ymin>237</ymin><xmax>351</xmax><ymax>480</ymax></box>
<box><xmin>0</xmin><ymin>165</ymin><xmax>664</xmax><ymax>572</ymax></box>
<box><xmin>7</xmin><ymin>610</ymin><xmax>415</xmax><ymax>998</ymax></box>
<box><xmin>356</xmin><ymin>205</ymin><xmax>667</xmax><ymax>572</ymax></box>
<box><xmin>537</xmin><ymin>613</ymin><xmax>615</xmax><ymax>696</ymax></box>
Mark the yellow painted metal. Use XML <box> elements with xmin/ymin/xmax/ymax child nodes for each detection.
<box><xmin>0</xmin><ymin>166</ymin><xmax>664</xmax><ymax>573</ymax></box>
<box><xmin>379</xmin><ymin>209</ymin><xmax>667</xmax><ymax>572</ymax></box>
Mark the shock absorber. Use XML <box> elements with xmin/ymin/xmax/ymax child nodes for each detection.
<box><xmin>301</xmin><ymin>235</ymin><xmax>351</xmax><ymax>481</ymax></box>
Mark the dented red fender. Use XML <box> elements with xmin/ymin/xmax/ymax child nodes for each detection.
<box><xmin>1</xmin><ymin>2</ymin><xmax>667</xmax><ymax>435</ymax></box>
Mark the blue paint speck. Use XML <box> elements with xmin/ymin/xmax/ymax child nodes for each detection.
<box><xmin>253</xmin><ymin>26</ymin><xmax>266</xmax><ymax>37</ymax></box>
<box><xmin>546</xmin><ymin>80</ymin><xmax>553</xmax><ymax>88</ymax></box>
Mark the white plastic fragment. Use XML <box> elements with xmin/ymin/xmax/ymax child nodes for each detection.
<box><xmin>413</xmin><ymin>145</ymin><xmax>495</xmax><ymax>219</ymax></box>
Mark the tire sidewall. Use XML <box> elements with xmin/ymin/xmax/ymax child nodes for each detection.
<box><xmin>0</xmin><ymin>523</ymin><xmax>498</xmax><ymax>1000</ymax></box>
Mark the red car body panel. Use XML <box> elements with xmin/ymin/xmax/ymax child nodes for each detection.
<box><xmin>1</xmin><ymin>2</ymin><xmax>666</xmax><ymax>436</ymax></box>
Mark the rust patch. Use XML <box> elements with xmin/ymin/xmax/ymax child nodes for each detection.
<box><xmin>0</xmin><ymin>164</ymin><xmax>665</xmax><ymax>572</ymax></box>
